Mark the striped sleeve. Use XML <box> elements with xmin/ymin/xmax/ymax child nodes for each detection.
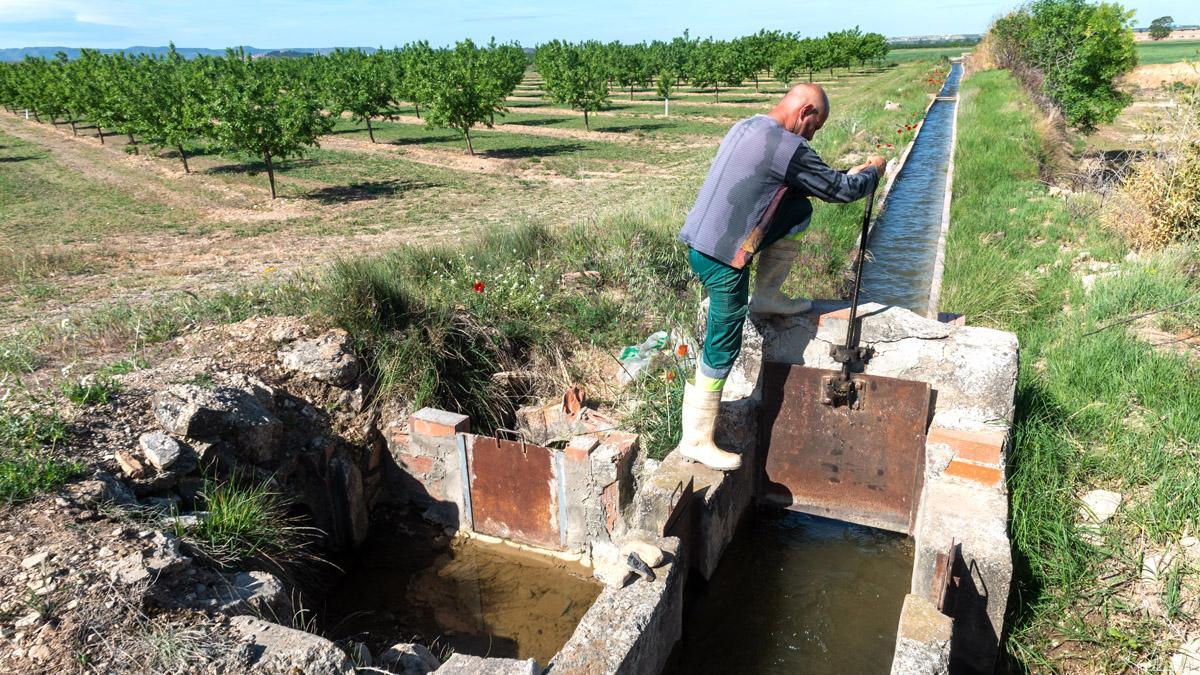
<box><xmin>781</xmin><ymin>140</ymin><xmax>877</xmax><ymax>203</ymax></box>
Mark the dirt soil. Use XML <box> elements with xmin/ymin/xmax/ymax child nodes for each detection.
<box><xmin>1123</xmin><ymin>63</ymin><xmax>1200</xmax><ymax>88</ymax></box>
<box><xmin>0</xmin><ymin>316</ymin><xmax>391</xmax><ymax>673</ymax></box>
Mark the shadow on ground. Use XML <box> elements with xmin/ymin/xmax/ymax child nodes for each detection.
<box><xmin>303</xmin><ymin>179</ymin><xmax>440</xmax><ymax>204</ymax></box>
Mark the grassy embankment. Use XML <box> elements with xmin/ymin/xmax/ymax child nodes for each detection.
<box><xmin>942</xmin><ymin>69</ymin><xmax>1200</xmax><ymax>671</ymax></box>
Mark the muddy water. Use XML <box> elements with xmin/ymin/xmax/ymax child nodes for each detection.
<box><xmin>671</xmin><ymin>510</ymin><xmax>913</xmax><ymax>674</ymax></box>
<box><xmin>860</xmin><ymin>61</ymin><xmax>964</xmax><ymax>314</ymax></box>
<box><xmin>318</xmin><ymin>511</ymin><xmax>600</xmax><ymax>665</ymax></box>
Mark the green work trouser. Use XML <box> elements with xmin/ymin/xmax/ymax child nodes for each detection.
<box><xmin>688</xmin><ymin>226</ymin><xmax>799</xmax><ymax>389</ymax></box>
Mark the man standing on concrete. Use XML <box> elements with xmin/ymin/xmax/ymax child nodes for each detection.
<box><xmin>676</xmin><ymin>83</ymin><xmax>885</xmax><ymax>471</ymax></box>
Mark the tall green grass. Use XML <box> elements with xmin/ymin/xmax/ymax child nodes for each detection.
<box><xmin>944</xmin><ymin>69</ymin><xmax>1200</xmax><ymax>670</ymax></box>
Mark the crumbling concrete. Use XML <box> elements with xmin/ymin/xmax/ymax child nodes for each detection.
<box><xmin>552</xmin><ymin>537</ymin><xmax>683</xmax><ymax>675</ymax></box>
<box><xmin>231</xmin><ymin>615</ymin><xmax>355</xmax><ymax>674</ymax></box>
<box><xmin>891</xmin><ymin>594</ymin><xmax>953</xmax><ymax>674</ymax></box>
<box><xmin>435</xmin><ymin>653</ymin><xmax>539</xmax><ymax>674</ymax></box>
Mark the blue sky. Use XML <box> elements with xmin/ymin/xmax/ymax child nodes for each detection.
<box><xmin>0</xmin><ymin>0</ymin><xmax>1193</xmax><ymax>48</ymax></box>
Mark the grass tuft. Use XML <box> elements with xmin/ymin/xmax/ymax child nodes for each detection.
<box><xmin>175</xmin><ymin>477</ymin><xmax>320</xmax><ymax>573</ymax></box>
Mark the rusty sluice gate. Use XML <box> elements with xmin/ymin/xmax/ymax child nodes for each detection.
<box><xmin>461</xmin><ymin>433</ymin><xmax>567</xmax><ymax>550</ymax></box>
<box><xmin>759</xmin><ymin>364</ymin><xmax>933</xmax><ymax>534</ymax></box>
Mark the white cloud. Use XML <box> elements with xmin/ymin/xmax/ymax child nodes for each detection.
<box><xmin>0</xmin><ymin>0</ymin><xmax>135</xmax><ymax>27</ymax></box>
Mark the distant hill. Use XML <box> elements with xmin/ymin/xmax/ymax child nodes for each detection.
<box><xmin>0</xmin><ymin>46</ymin><xmax>375</xmax><ymax>62</ymax></box>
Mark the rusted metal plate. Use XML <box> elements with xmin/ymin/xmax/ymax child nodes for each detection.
<box><xmin>467</xmin><ymin>436</ymin><xmax>562</xmax><ymax>550</ymax></box>
<box><xmin>759</xmin><ymin>363</ymin><xmax>932</xmax><ymax>534</ymax></box>
<box><xmin>933</xmin><ymin>540</ymin><xmax>962</xmax><ymax>615</ymax></box>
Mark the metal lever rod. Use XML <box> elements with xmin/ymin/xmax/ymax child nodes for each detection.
<box><xmin>842</xmin><ymin>180</ymin><xmax>878</xmax><ymax>380</ymax></box>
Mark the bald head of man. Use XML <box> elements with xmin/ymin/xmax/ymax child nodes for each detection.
<box><xmin>768</xmin><ymin>83</ymin><xmax>829</xmax><ymax>141</ymax></box>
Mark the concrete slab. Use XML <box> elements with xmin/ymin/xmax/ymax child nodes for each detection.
<box><xmin>435</xmin><ymin>653</ymin><xmax>539</xmax><ymax>674</ymax></box>
<box><xmin>552</xmin><ymin>537</ymin><xmax>683</xmax><ymax>675</ymax></box>
<box><xmin>891</xmin><ymin>594</ymin><xmax>952</xmax><ymax>674</ymax></box>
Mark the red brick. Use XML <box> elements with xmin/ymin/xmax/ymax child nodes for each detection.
<box><xmin>816</xmin><ymin>307</ymin><xmax>853</xmax><ymax>327</ymax></box>
<box><xmin>410</xmin><ymin>407</ymin><xmax>470</xmax><ymax>438</ymax></box>
<box><xmin>928</xmin><ymin>426</ymin><xmax>1007</xmax><ymax>466</ymax></box>
<box><xmin>396</xmin><ymin>452</ymin><xmax>435</xmax><ymax>476</ymax></box>
<box><xmin>944</xmin><ymin>459</ymin><xmax>1004</xmax><ymax>487</ymax></box>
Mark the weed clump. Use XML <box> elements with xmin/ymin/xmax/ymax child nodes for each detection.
<box><xmin>1103</xmin><ymin>85</ymin><xmax>1200</xmax><ymax>249</ymax></box>
<box><xmin>314</xmin><ymin>219</ymin><xmax>694</xmax><ymax>430</ymax></box>
<box><xmin>0</xmin><ymin>408</ymin><xmax>82</xmax><ymax>505</ymax></box>
<box><xmin>176</xmin><ymin>478</ymin><xmax>319</xmax><ymax>573</ymax></box>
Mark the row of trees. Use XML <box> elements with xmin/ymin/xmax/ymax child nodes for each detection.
<box><xmin>0</xmin><ymin>29</ymin><xmax>889</xmax><ymax>193</ymax></box>
<box><xmin>989</xmin><ymin>0</ymin><xmax>1137</xmax><ymax>132</ymax></box>
<box><xmin>0</xmin><ymin>41</ymin><xmax>527</xmax><ymax>194</ymax></box>
<box><xmin>534</xmin><ymin>28</ymin><xmax>889</xmax><ymax>118</ymax></box>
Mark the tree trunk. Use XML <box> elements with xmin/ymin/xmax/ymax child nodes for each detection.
<box><xmin>414</xmin><ymin>101</ymin><xmax>421</xmax><ymax>119</ymax></box>
<box><xmin>714</xmin><ymin>84</ymin><xmax>719</xmax><ymax>103</ymax></box>
<box><xmin>808</xmin><ymin>67</ymin><xmax>814</xmax><ymax>83</ymax></box>
<box><xmin>127</xmin><ymin>133</ymin><xmax>138</xmax><ymax>154</ymax></box>
<box><xmin>366</xmin><ymin>117</ymin><xmax>375</xmax><ymax>143</ymax></box>
<box><xmin>69</xmin><ymin>119</ymin><xmax>77</xmax><ymax>135</ymax></box>
<box><xmin>755</xmin><ymin>74</ymin><xmax>760</xmax><ymax>93</ymax></box>
<box><xmin>464</xmin><ymin>128</ymin><xmax>474</xmax><ymax>155</ymax></box>
<box><xmin>489</xmin><ymin>109</ymin><xmax>494</xmax><ymax>126</ymax></box>
<box><xmin>630</xmin><ymin>86</ymin><xmax>634</xmax><ymax>101</ymax></box>
<box><xmin>32</xmin><ymin>110</ymin><xmax>41</xmax><ymax>123</ymax></box>
<box><xmin>263</xmin><ymin>150</ymin><xmax>277</xmax><ymax>199</ymax></box>
<box><xmin>98</xmin><ymin>127</ymin><xmax>105</xmax><ymax>144</ymax></box>
<box><xmin>178</xmin><ymin>144</ymin><xmax>190</xmax><ymax>173</ymax></box>
<box><xmin>829</xmin><ymin>65</ymin><xmax>834</xmax><ymax>77</ymax></box>
<box><xmin>583</xmin><ymin>109</ymin><xmax>590</xmax><ymax>131</ymax></box>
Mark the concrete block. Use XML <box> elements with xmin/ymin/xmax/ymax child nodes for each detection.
<box><xmin>552</xmin><ymin>537</ymin><xmax>683</xmax><ymax>675</ymax></box>
<box><xmin>891</xmin><ymin>594</ymin><xmax>952</xmax><ymax>675</ymax></box>
<box><xmin>911</xmin><ymin>479</ymin><xmax>1010</xmax><ymax>674</ymax></box>
<box><xmin>435</xmin><ymin>653</ymin><xmax>538</xmax><ymax>674</ymax></box>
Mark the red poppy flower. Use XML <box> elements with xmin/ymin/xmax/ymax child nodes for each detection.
<box><xmin>473</xmin><ymin>281</ymin><xmax>485</xmax><ymax>293</ymax></box>
<box><xmin>897</xmin><ymin>129</ymin><xmax>903</xmax><ymax>134</ymax></box>
<box><xmin>887</xmin><ymin>143</ymin><xmax>893</xmax><ymax>148</ymax></box>
<box><xmin>666</xmin><ymin>371</ymin><xmax>676</xmax><ymax>382</ymax></box>
<box><xmin>876</xmin><ymin>144</ymin><xmax>881</xmax><ymax>148</ymax></box>
<box><xmin>676</xmin><ymin>344</ymin><xmax>689</xmax><ymax>357</ymax></box>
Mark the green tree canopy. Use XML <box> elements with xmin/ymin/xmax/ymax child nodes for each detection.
<box><xmin>208</xmin><ymin>49</ymin><xmax>333</xmax><ymax>197</ymax></box>
<box><xmin>536</xmin><ymin>40</ymin><xmax>610</xmax><ymax>130</ymax></box>
<box><xmin>1149</xmin><ymin>16</ymin><xmax>1175</xmax><ymax>40</ymax></box>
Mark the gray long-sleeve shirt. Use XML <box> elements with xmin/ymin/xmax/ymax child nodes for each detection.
<box><xmin>679</xmin><ymin>114</ymin><xmax>878</xmax><ymax>269</ymax></box>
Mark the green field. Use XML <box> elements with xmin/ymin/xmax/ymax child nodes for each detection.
<box><xmin>1135</xmin><ymin>39</ymin><xmax>1200</xmax><ymax>64</ymax></box>
<box><xmin>888</xmin><ymin>45</ymin><xmax>971</xmax><ymax>63</ymax></box>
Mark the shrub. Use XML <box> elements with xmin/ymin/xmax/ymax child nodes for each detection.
<box><xmin>989</xmin><ymin>0</ymin><xmax>1137</xmax><ymax>132</ymax></box>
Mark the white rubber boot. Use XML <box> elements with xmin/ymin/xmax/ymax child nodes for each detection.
<box><xmin>677</xmin><ymin>383</ymin><xmax>742</xmax><ymax>471</ymax></box>
<box><xmin>749</xmin><ymin>238</ymin><xmax>812</xmax><ymax>315</ymax></box>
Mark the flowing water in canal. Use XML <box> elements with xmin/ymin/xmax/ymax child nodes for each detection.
<box><xmin>671</xmin><ymin>511</ymin><xmax>914</xmax><ymax>674</ymax></box>
<box><xmin>860</xmin><ymin>61</ymin><xmax>964</xmax><ymax>314</ymax></box>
